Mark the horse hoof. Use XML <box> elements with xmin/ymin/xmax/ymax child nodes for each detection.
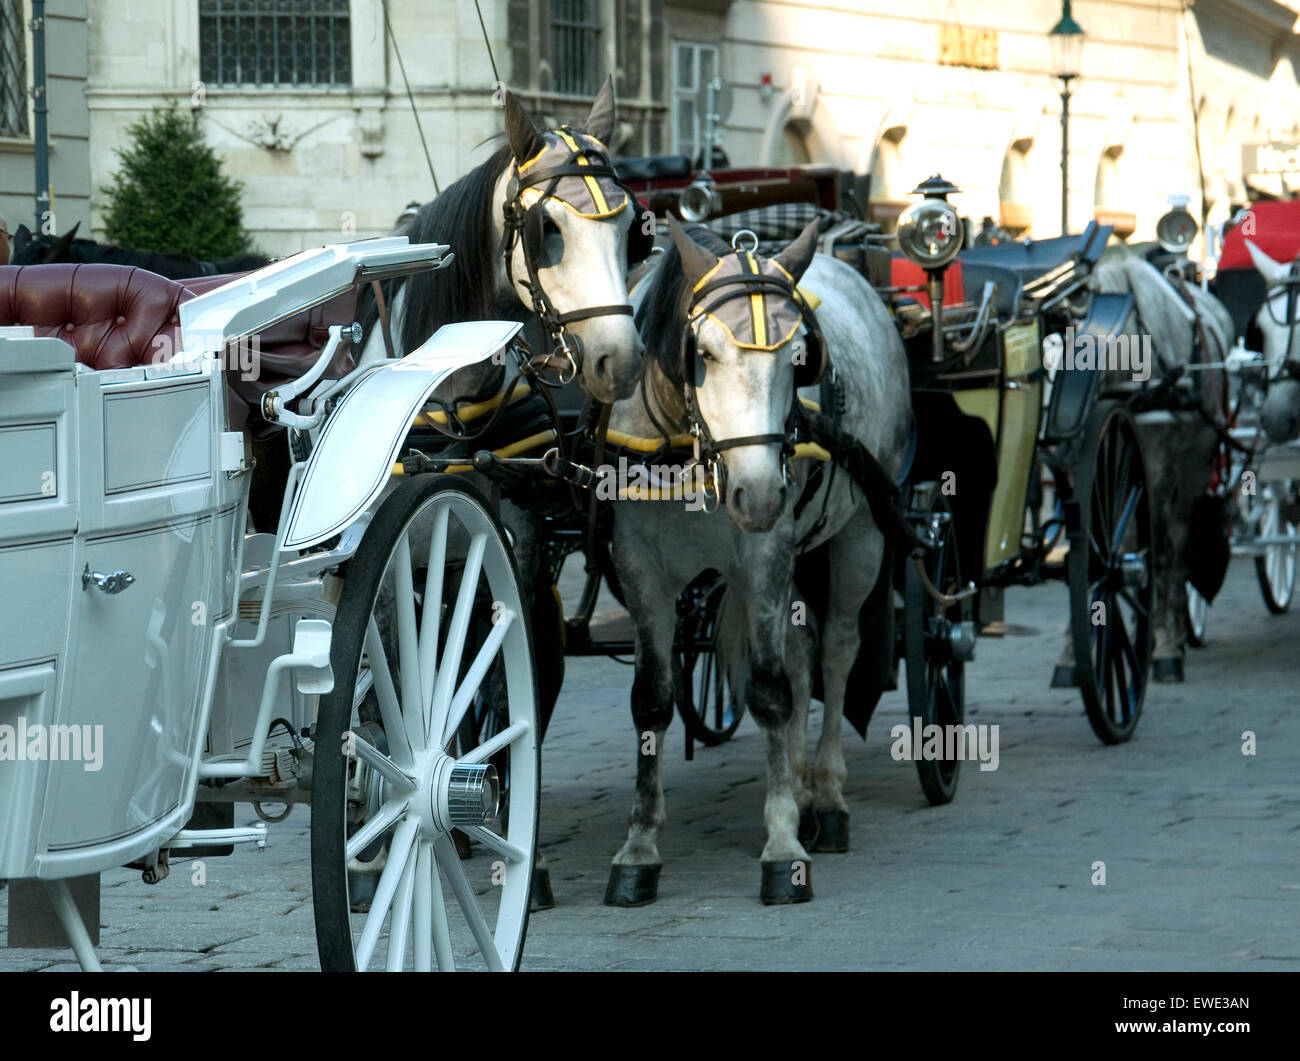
<box><xmin>797</xmin><ymin>807</ymin><xmax>820</xmax><ymax>847</ymax></box>
<box><xmin>812</xmin><ymin>810</ymin><xmax>849</xmax><ymax>852</ymax></box>
<box><xmin>530</xmin><ymin>864</ymin><xmax>555</xmax><ymax>912</ymax></box>
<box><xmin>760</xmin><ymin>860</ymin><xmax>813</xmax><ymax>904</ymax></box>
<box><xmin>1153</xmin><ymin>657</ymin><xmax>1185</xmax><ymax>683</ymax></box>
<box><xmin>348</xmin><ymin>868</ymin><xmax>379</xmax><ymax>914</ymax></box>
<box><xmin>1050</xmin><ymin>665</ymin><xmax>1077</xmax><ymax>688</ymax></box>
<box><xmin>604</xmin><ymin>864</ymin><xmax>661</xmax><ymax>907</ymax></box>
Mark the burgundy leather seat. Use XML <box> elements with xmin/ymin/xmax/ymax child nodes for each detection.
<box><xmin>0</xmin><ymin>263</ymin><xmax>361</xmax><ymax>439</ymax></box>
<box><xmin>0</xmin><ymin>263</ymin><xmax>191</xmax><ymax>370</ymax></box>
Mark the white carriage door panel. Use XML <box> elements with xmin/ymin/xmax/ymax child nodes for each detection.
<box><xmin>44</xmin><ymin>516</ymin><xmax>217</xmax><ymax>851</ymax></box>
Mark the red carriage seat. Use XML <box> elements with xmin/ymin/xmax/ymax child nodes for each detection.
<box><xmin>0</xmin><ymin>263</ymin><xmax>191</xmax><ymax>370</ymax></box>
<box><xmin>1218</xmin><ymin>201</ymin><xmax>1300</xmax><ymax>271</ymax></box>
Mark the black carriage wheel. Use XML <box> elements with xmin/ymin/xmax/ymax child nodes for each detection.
<box><xmin>674</xmin><ymin>577</ymin><xmax>745</xmax><ymax>746</ymax></box>
<box><xmin>903</xmin><ymin>488</ymin><xmax>967</xmax><ymax>806</ymax></box>
<box><xmin>311</xmin><ymin>474</ymin><xmax>540</xmax><ymax>971</ymax></box>
<box><xmin>1067</xmin><ymin>401</ymin><xmax>1153</xmax><ymax>745</ymax></box>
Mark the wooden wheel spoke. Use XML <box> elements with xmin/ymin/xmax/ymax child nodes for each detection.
<box><xmin>440</xmin><ymin>607</ymin><xmax>514</xmax><ymax>748</ymax></box>
<box><xmin>460</xmin><ymin>719</ymin><xmax>529</xmax><ymax>765</ymax></box>
<box><xmin>355</xmin><ymin>818</ymin><xmax>418</xmax><ymax>971</ymax></box>
<box><xmin>465</xmin><ymin>825</ymin><xmax>527</xmax><ymax>864</ymax></box>
<box><xmin>429</xmin><ymin>533</ymin><xmax>488</xmax><ymax>735</ymax></box>
<box><xmin>363</xmin><ymin>619</ymin><xmax>413</xmax><ymax>768</ymax></box>
<box><xmin>386</xmin><ymin>837</ymin><xmax>419</xmax><ymax>971</ymax></box>
<box><xmin>435</xmin><ymin>835</ymin><xmax>504</xmax><ymax>971</ymax></box>
<box><xmin>346</xmin><ymin>796</ymin><xmax>410</xmax><ymax>861</ymax></box>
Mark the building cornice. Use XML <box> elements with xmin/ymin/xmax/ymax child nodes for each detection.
<box><xmin>1196</xmin><ymin>0</ymin><xmax>1300</xmax><ymax>38</ymax></box>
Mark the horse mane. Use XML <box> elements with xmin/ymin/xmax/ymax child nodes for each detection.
<box><xmin>12</xmin><ymin>230</ymin><xmax>267</xmax><ymax>280</ymax></box>
<box><xmin>634</xmin><ymin>223</ymin><xmax>732</xmax><ymax>383</ymax></box>
<box><xmin>1094</xmin><ymin>255</ymin><xmax>1194</xmax><ymax>373</ymax></box>
<box><xmin>359</xmin><ymin>143</ymin><xmax>520</xmax><ymax>355</ymax></box>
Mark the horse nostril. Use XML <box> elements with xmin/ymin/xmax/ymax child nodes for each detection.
<box><xmin>731</xmin><ymin>486</ymin><xmax>746</xmax><ymax>515</ymax></box>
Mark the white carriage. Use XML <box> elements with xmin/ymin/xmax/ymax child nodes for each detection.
<box><xmin>0</xmin><ymin>239</ymin><xmax>540</xmax><ymax>971</ymax></box>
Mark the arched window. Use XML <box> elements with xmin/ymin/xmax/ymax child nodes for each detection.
<box><xmin>998</xmin><ymin>139</ymin><xmax>1033</xmax><ymax>236</ymax></box>
<box><xmin>868</xmin><ymin>126</ymin><xmax>908</xmax><ymax>234</ymax></box>
<box><xmin>1094</xmin><ymin>144</ymin><xmax>1135</xmax><ymax>239</ymax></box>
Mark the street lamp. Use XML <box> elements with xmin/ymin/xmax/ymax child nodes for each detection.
<box><xmin>1049</xmin><ymin>0</ymin><xmax>1085</xmax><ymax>236</ymax></box>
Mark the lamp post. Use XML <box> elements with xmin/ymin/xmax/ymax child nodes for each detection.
<box><xmin>1049</xmin><ymin>0</ymin><xmax>1085</xmax><ymax>236</ymax></box>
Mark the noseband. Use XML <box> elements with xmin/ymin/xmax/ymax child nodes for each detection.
<box><xmin>502</xmin><ymin>127</ymin><xmax>640</xmax><ymax>384</ymax></box>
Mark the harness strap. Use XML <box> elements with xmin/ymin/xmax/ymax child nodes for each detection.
<box><xmin>370</xmin><ymin>279</ymin><xmax>396</xmax><ymax>360</ymax></box>
<box><xmin>554</xmin><ymin>304</ymin><xmax>634</xmax><ymax>324</ymax></box>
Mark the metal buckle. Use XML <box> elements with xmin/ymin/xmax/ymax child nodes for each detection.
<box><xmin>731</xmin><ymin>229</ymin><xmax>759</xmax><ymax>253</ymax></box>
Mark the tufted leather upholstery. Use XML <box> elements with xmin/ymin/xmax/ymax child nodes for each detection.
<box><xmin>0</xmin><ymin>264</ymin><xmax>191</xmax><ymax>369</ymax></box>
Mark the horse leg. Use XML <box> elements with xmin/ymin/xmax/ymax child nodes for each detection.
<box><xmin>732</xmin><ymin>553</ymin><xmax>812</xmax><ymax>904</ymax></box>
<box><xmin>606</xmin><ymin>563</ymin><xmax>682</xmax><ymax>907</ymax></box>
<box><xmin>809</xmin><ymin>515</ymin><xmax>881</xmax><ymax>852</ymax></box>
<box><xmin>786</xmin><ymin>610</ymin><xmax>817</xmax><ymax>846</ymax></box>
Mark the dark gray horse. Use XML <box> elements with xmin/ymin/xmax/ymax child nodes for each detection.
<box><xmin>9</xmin><ymin>221</ymin><xmax>268</xmax><ymax>278</ymax></box>
<box><xmin>605</xmin><ymin>217</ymin><xmax>911</xmax><ymax>905</ymax></box>
<box><xmin>1054</xmin><ymin>254</ymin><xmax>1234</xmax><ymax>683</ymax></box>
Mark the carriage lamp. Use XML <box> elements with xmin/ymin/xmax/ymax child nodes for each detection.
<box><xmin>1156</xmin><ymin>197</ymin><xmax>1198</xmax><ymax>255</ymax></box>
<box><xmin>679</xmin><ymin>174</ymin><xmax>723</xmax><ymax>223</ymax></box>
<box><xmin>898</xmin><ymin>174</ymin><xmax>963</xmax><ymax>362</ymax></box>
<box><xmin>1049</xmin><ymin>0</ymin><xmax>1085</xmax><ymax>235</ymax></box>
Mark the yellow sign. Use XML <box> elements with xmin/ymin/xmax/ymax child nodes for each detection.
<box><xmin>938</xmin><ymin>24</ymin><xmax>998</xmax><ymax>70</ymax></box>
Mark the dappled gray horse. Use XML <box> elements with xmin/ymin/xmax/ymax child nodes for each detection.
<box><xmin>605</xmin><ymin>217</ymin><xmax>911</xmax><ymax>905</ymax></box>
<box><xmin>1055</xmin><ymin>254</ymin><xmax>1233</xmax><ymax>683</ymax></box>
<box><xmin>1246</xmin><ymin>241</ymin><xmax>1300</xmax><ymax>443</ymax></box>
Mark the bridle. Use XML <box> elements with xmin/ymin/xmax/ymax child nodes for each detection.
<box><xmin>1262</xmin><ymin>258</ymin><xmax>1300</xmax><ymax>384</ymax></box>
<box><xmin>501</xmin><ymin>127</ymin><xmax>646</xmax><ymax>384</ymax></box>
<box><xmin>668</xmin><ymin>235</ymin><xmax>823</xmax><ymax>508</ymax></box>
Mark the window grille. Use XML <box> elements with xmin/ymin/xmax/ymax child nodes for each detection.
<box><xmin>551</xmin><ymin>0</ymin><xmax>601</xmax><ymax>97</ymax></box>
<box><xmin>199</xmin><ymin>0</ymin><xmax>351</xmax><ymax>88</ymax></box>
<box><xmin>0</xmin><ymin>0</ymin><xmax>28</xmax><ymax>138</ymax></box>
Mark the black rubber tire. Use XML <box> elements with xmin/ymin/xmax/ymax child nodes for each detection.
<box><xmin>904</xmin><ymin>487</ymin><xmax>966</xmax><ymax>806</ymax></box>
<box><xmin>1068</xmin><ymin>401</ymin><xmax>1153</xmax><ymax>745</ymax></box>
<box><xmin>311</xmin><ymin>474</ymin><xmax>540</xmax><ymax>971</ymax></box>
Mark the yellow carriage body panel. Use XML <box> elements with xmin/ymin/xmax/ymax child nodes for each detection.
<box><xmin>952</xmin><ymin>321</ymin><xmax>1042</xmax><ymax>574</ymax></box>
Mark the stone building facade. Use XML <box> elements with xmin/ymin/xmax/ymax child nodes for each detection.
<box><xmin>6</xmin><ymin>1</ymin><xmax>1298</xmax><ymax>256</ymax></box>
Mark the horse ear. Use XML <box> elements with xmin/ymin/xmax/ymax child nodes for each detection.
<box><xmin>584</xmin><ymin>74</ymin><xmax>615</xmax><ymax>146</ymax></box>
<box><xmin>1245</xmin><ymin>239</ymin><xmax>1289</xmax><ymax>285</ymax></box>
<box><xmin>772</xmin><ymin>219</ymin><xmax>820</xmax><ymax>283</ymax></box>
<box><xmin>503</xmin><ymin>91</ymin><xmax>546</xmax><ymax>164</ymax></box>
<box><xmin>43</xmin><ymin>221</ymin><xmax>80</xmax><ymax>263</ymax></box>
<box><xmin>667</xmin><ymin>214</ymin><xmax>719</xmax><ymax>286</ymax></box>
<box><xmin>12</xmin><ymin>223</ymin><xmax>30</xmax><ymax>257</ymax></box>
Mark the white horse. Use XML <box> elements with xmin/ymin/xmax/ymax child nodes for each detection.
<box><xmin>1246</xmin><ymin>241</ymin><xmax>1300</xmax><ymax>442</ymax></box>
<box><xmin>604</xmin><ymin>217</ymin><xmax>911</xmax><ymax>905</ymax></box>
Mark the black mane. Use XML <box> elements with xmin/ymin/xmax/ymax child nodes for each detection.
<box><xmin>11</xmin><ymin>231</ymin><xmax>267</xmax><ymax>280</ymax></box>
<box><xmin>360</xmin><ymin>144</ymin><xmax>522</xmax><ymax>355</ymax></box>
<box><xmin>633</xmin><ymin>223</ymin><xmax>731</xmax><ymax>383</ymax></box>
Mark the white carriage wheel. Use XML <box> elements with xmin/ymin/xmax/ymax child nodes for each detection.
<box><xmin>1256</xmin><ymin>484</ymin><xmax>1297</xmax><ymax>614</ymax></box>
<box><xmin>311</xmin><ymin>474</ymin><xmax>539</xmax><ymax>971</ymax></box>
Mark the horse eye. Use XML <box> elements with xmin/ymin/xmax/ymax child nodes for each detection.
<box><xmin>542</xmin><ymin>216</ymin><xmax>560</xmax><ymax>238</ymax></box>
<box><xmin>699</xmin><ymin>346</ymin><xmax>715</xmax><ymax>362</ymax></box>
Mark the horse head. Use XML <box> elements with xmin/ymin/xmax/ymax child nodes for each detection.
<box><xmin>666</xmin><ymin>215</ymin><xmax>820</xmax><ymax>533</ymax></box>
<box><xmin>1246</xmin><ymin>240</ymin><xmax>1300</xmax><ymax>442</ymax></box>
<box><xmin>494</xmin><ymin>77</ymin><xmax>645</xmax><ymax>403</ymax></box>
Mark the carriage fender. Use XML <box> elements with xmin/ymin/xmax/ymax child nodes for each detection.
<box><xmin>281</xmin><ymin>320</ymin><xmax>522</xmax><ymax>550</ymax></box>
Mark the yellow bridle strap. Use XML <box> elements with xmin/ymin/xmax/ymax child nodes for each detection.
<box><xmin>606</xmin><ymin>400</ymin><xmax>820</xmax><ymax>455</ymax></box>
<box><xmin>411</xmin><ymin>382</ymin><xmax>532</xmax><ymax>429</ymax></box>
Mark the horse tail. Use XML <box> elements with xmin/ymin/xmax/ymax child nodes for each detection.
<box><xmin>713</xmin><ymin>583</ymin><xmax>749</xmax><ymax>710</ymax></box>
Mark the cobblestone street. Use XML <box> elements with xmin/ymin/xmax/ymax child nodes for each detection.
<box><xmin>4</xmin><ymin>560</ymin><xmax>1298</xmax><ymax>972</ymax></box>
